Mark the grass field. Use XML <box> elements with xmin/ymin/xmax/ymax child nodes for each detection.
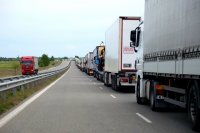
<box><xmin>0</xmin><ymin>61</ymin><xmax>21</xmax><ymax>77</ymax></box>
<box><xmin>0</xmin><ymin>61</ymin><xmax>20</xmax><ymax>70</ymax></box>
<box><xmin>0</xmin><ymin>60</ymin><xmax>62</xmax><ymax>78</ymax></box>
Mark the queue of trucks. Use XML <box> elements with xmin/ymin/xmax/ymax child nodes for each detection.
<box><xmin>76</xmin><ymin>16</ymin><xmax>140</xmax><ymax>91</ymax></box>
<box><xmin>75</xmin><ymin>0</ymin><xmax>200</xmax><ymax>131</ymax></box>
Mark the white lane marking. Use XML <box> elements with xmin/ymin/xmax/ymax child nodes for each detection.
<box><xmin>110</xmin><ymin>94</ymin><xmax>117</xmax><ymax>99</ymax></box>
<box><xmin>93</xmin><ymin>82</ymin><xmax>96</xmax><ymax>85</ymax></box>
<box><xmin>0</xmin><ymin>68</ymin><xmax>70</xmax><ymax>129</ymax></box>
<box><xmin>99</xmin><ymin>87</ymin><xmax>103</xmax><ymax>90</ymax></box>
<box><xmin>136</xmin><ymin>113</ymin><xmax>152</xmax><ymax>124</ymax></box>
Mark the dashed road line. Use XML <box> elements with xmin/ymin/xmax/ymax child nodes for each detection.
<box><xmin>99</xmin><ymin>87</ymin><xmax>103</xmax><ymax>90</ymax></box>
<box><xmin>136</xmin><ymin>113</ymin><xmax>152</xmax><ymax>124</ymax></box>
<box><xmin>110</xmin><ymin>94</ymin><xmax>117</xmax><ymax>99</ymax></box>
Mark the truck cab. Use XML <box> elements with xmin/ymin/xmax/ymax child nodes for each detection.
<box><xmin>130</xmin><ymin>21</ymin><xmax>144</xmax><ymax>103</ymax></box>
<box><xmin>20</xmin><ymin>56</ymin><xmax>38</xmax><ymax>75</ymax></box>
<box><xmin>93</xmin><ymin>42</ymin><xmax>105</xmax><ymax>81</ymax></box>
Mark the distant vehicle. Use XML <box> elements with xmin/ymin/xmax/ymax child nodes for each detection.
<box><xmin>130</xmin><ymin>0</ymin><xmax>200</xmax><ymax>131</ymax></box>
<box><xmin>104</xmin><ymin>16</ymin><xmax>140</xmax><ymax>91</ymax></box>
<box><xmin>85</xmin><ymin>52</ymin><xmax>94</xmax><ymax>75</ymax></box>
<box><xmin>75</xmin><ymin>57</ymin><xmax>81</xmax><ymax>69</ymax></box>
<box><xmin>20</xmin><ymin>56</ymin><xmax>39</xmax><ymax>75</ymax></box>
<box><xmin>80</xmin><ymin>57</ymin><xmax>84</xmax><ymax>71</ymax></box>
<box><xmin>93</xmin><ymin>42</ymin><xmax>105</xmax><ymax>81</ymax></box>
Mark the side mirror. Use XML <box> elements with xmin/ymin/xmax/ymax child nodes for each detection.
<box><xmin>130</xmin><ymin>30</ymin><xmax>136</xmax><ymax>47</ymax></box>
<box><xmin>136</xmin><ymin>28</ymin><xmax>141</xmax><ymax>47</ymax></box>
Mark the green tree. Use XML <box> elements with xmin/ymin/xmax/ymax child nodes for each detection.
<box><xmin>75</xmin><ymin>56</ymin><xmax>79</xmax><ymax>59</ymax></box>
<box><xmin>39</xmin><ymin>54</ymin><xmax>50</xmax><ymax>67</ymax></box>
<box><xmin>50</xmin><ymin>56</ymin><xmax>55</xmax><ymax>61</ymax></box>
<box><xmin>16</xmin><ymin>56</ymin><xmax>20</xmax><ymax>61</ymax></box>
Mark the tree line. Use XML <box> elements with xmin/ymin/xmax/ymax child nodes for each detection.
<box><xmin>0</xmin><ymin>55</ymin><xmax>69</xmax><ymax>67</ymax></box>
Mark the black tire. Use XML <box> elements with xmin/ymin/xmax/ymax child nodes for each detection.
<box><xmin>97</xmin><ymin>74</ymin><xmax>100</xmax><ymax>81</ymax></box>
<box><xmin>111</xmin><ymin>75</ymin><xmax>119</xmax><ymax>91</ymax></box>
<box><xmin>104</xmin><ymin>73</ymin><xmax>108</xmax><ymax>86</ymax></box>
<box><xmin>149</xmin><ymin>81</ymin><xmax>157</xmax><ymax>111</ymax></box>
<box><xmin>188</xmin><ymin>82</ymin><xmax>200</xmax><ymax>131</ymax></box>
<box><xmin>136</xmin><ymin>77</ymin><xmax>142</xmax><ymax>104</ymax></box>
<box><xmin>34</xmin><ymin>69</ymin><xmax>38</xmax><ymax>74</ymax></box>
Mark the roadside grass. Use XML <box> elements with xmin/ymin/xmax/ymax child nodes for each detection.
<box><xmin>0</xmin><ymin>60</ymin><xmax>62</xmax><ymax>78</ymax></box>
<box><xmin>0</xmin><ymin>71</ymin><xmax>65</xmax><ymax>115</ymax></box>
<box><xmin>0</xmin><ymin>61</ymin><xmax>21</xmax><ymax>77</ymax></box>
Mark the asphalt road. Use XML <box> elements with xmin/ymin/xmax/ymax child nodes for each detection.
<box><xmin>0</xmin><ymin>62</ymin><xmax>196</xmax><ymax>133</ymax></box>
<box><xmin>40</xmin><ymin>59</ymin><xmax>70</xmax><ymax>73</ymax></box>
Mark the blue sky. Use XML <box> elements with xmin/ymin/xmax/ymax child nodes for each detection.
<box><xmin>0</xmin><ymin>0</ymin><xmax>144</xmax><ymax>58</ymax></box>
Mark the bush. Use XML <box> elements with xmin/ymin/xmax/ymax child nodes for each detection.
<box><xmin>39</xmin><ymin>54</ymin><xmax>50</xmax><ymax>67</ymax></box>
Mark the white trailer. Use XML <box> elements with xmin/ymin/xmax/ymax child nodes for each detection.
<box><xmin>104</xmin><ymin>16</ymin><xmax>140</xmax><ymax>91</ymax></box>
<box><xmin>130</xmin><ymin>0</ymin><xmax>200</xmax><ymax>131</ymax></box>
<box><xmin>85</xmin><ymin>52</ymin><xmax>94</xmax><ymax>75</ymax></box>
<box><xmin>80</xmin><ymin>57</ymin><xmax>84</xmax><ymax>71</ymax></box>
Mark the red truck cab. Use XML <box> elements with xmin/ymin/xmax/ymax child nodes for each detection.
<box><xmin>20</xmin><ymin>56</ymin><xmax>39</xmax><ymax>75</ymax></box>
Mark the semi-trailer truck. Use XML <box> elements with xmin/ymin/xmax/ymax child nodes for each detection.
<box><xmin>93</xmin><ymin>42</ymin><xmax>105</xmax><ymax>81</ymax></box>
<box><xmin>20</xmin><ymin>56</ymin><xmax>39</xmax><ymax>75</ymax></box>
<box><xmin>104</xmin><ymin>16</ymin><xmax>140</xmax><ymax>91</ymax></box>
<box><xmin>75</xmin><ymin>57</ymin><xmax>81</xmax><ymax>69</ymax></box>
<box><xmin>79</xmin><ymin>57</ymin><xmax>84</xmax><ymax>71</ymax></box>
<box><xmin>85</xmin><ymin>52</ymin><xmax>94</xmax><ymax>75</ymax></box>
<box><xmin>130</xmin><ymin>0</ymin><xmax>200</xmax><ymax>130</ymax></box>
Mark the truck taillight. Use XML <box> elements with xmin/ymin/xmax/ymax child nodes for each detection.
<box><xmin>120</xmin><ymin>77</ymin><xmax>128</xmax><ymax>82</ymax></box>
<box><xmin>155</xmin><ymin>85</ymin><xmax>165</xmax><ymax>95</ymax></box>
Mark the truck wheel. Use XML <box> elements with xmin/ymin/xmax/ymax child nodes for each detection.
<box><xmin>112</xmin><ymin>75</ymin><xmax>119</xmax><ymax>91</ymax></box>
<box><xmin>136</xmin><ymin>77</ymin><xmax>142</xmax><ymax>104</ymax></box>
<box><xmin>150</xmin><ymin>81</ymin><xmax>158</xmax><ymax>111</ymax></box>
<box><xmin>34</xmin><ymin>70</ymin><xmax>38</xmax><ymax>74</ymax></box>
<box><xmin>188</xmin><ymin>82</ymin><xmax>200</xmax><ymax>131</ymax></box>
<box><xmin>97</xmin><ymin>74</ymin><xmax>100</xmax><ymax>81</ymax></box>
<box><xmin>104</xmin><ymin>73</ymin><xmax>108</xmax><ymax>86</ymax></box>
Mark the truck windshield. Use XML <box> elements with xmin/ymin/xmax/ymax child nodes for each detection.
<box><xmin>21</xmin><ymin>61</ymin><xmax>33</xmax><ymax>65</ymax></box>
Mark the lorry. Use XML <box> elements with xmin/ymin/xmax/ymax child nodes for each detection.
<box><xmin>93</xmin><ymin>42</ymin><xmax>105</xmax><ymax>81</ymax></box>
<box><xmin>85</xmin><ymin>52</ymin><xmax>94</xmax><ymax>75</ymax></box>
<box><xmin>79</xmin><ymin>57</ymin><xmax>84</xmax><ymax>71</ymax></box>
<box><xmin>20</xmin><ymin>56</ymin><xmax>39</xmax><ymax>75</ymax></box>
<box><xmin>130</xmin><ymin>0</ymin><xmax>200</xmax><ymax>130</ymax></box>
<box><xmin>104</xmin><ymin>16</ymin><xmax>140</xmax><ymax>91</ymax></box>
<box><xmin>75</xmin><ymin>57</ymin><xmax>81</xmax><ymax>69</ymax></box>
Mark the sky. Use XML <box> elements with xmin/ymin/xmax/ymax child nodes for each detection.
<box><xmin>0</xmin><ymin>0</ymin><xmax>144</xmax><ymax>58</ymax></box>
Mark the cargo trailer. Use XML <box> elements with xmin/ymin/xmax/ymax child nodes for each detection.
<box><xmin>104</xmin><ymin>16</ymin><xmax>140</xmax><ymax>91</ymax></box>
<box><xmin>130</xmin><ymin>0</ymin><xmax>200</xmax><ymax>130</ymax></box>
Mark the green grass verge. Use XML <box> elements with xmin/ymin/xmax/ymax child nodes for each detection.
<box><xmin>0</xmin><ymin>71</ymin><xmax>66</xmax><ymax>115</ymax></box>
<box><xmin>0</xmin><ymin>61</ymin><xmax>20</xmax><ymax>69</ymax></box>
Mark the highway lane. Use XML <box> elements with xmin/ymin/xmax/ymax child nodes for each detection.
<box><xmin>39</xmin><ymin>59</ymin><xmax>70</xmax><ymax>73</ymax></box>
<box><xmin>0</xmin><ymin>62</ymin><xmax>196</xmax><ymax>133</ymax></box>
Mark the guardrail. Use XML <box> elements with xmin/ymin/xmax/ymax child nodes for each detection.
<box><xmin>0</xmin><ymin>61</ymin><xmax>71</xmax><ymax>101</ymax></box>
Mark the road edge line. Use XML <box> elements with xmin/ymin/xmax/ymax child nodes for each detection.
<box><xmin>0</xmin><ymin>68</ymin><xmax>70</xmax><ymax>128</ymax></box>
